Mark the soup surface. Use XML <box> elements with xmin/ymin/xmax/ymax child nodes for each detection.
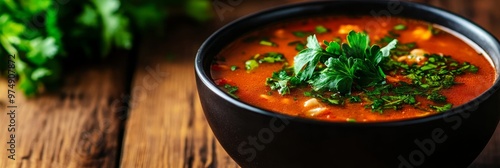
<box><xmin>211</xmin><ymin>16</ymin><xmax>495</xmax><ymax>122</ymax></box>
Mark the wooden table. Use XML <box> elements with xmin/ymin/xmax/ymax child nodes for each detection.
<box><xmin>1</xmin><ymin>0</ymin><xmax>499</xmax><ymax>167</ymax></box>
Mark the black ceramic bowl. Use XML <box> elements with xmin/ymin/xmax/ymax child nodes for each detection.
<box><xmin>195</xmin><ymin>1</ymin><xmax>500</xmax><ymax>168</ymax></box>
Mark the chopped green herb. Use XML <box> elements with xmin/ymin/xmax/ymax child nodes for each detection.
<box><xmin>315</xmin><ymin>93</ymin><xmax>345</xmax><ymax>105</ymax></box>
<box><xmin>230</xmin><ymin>65</ymin><xmax>238</xmax><ymax>71</ymax></box>
<box><xmin>304</xmin><ymin>91</ymin><xmax>312</xmax><ymax>97</ymax></box>
<box><xmin>427</xmin><ymin>92</ymin><xmax>447</xmax><ymax>103</ymax></box>
<box><xmin>378</xmin><ymin>31</ymin><xmax>417</xmax><ymax>56</ymax></box>
<box><xmin>245</xmin><ymin>60</ymin><xmax>259</xmax><ymax>70</ymax></box>
<box><xmin>315</xmin><ymin>25</ymin><xmax>329</xmax><ymax>34</ymax></box>
<box><xmin>295</xmin><ymin>42</ymin><xmax>305</xmax><ymax>51</ymax></box>
<box><xmin>258</xmin><ymin>52</ymin><xmax>286</xmax><ymax>63</ymax></box>
<box><xmin>421</xmin><ymin>63</ymin><xmax>438</xmax><ymax>71</ymax></box>
<box><xmin>288</xmin><ymin>41</ymin><xmax>305</xmax><ymax>51</ymax></box>
<box><xmin>263</xmin><ymin>30</ymin><xmax>480</xmax><ymax>113</ymax></box>
<box><xmin>369</xmin><ymin>94</ymin><xmax>417</xmax><ymax>113</ymax></box>
<box><xmin>428</xmin><ymin>24</ymin><xmax>441</xmax><ymax>35</ymax></box>
<box><xmin>430</xmin><ymin>103</ymin><xmax>452</xmax><ymax>112</ymax></box>
<box><xmin>394</xmin><ymin>24</ymin><xmax>407</xmax><ymax>31</ymax></box>
<box><xmin>265</xmin><ymin>69</ymin><xmax>299</xmax><ymax>95</ymax></box>
<box><xmin>349</xmin><ymin>96</ymin><xmax>362</xmax><ymax>103</ymax></box>
<box><xmin>260</xmin><ymin>40</ymin><xmax>276</xmax><ymax>47</ymax></box>
<box><xmin>346</xmin><ymin>118</ymin><xmax>357</xmax><ymax>122</ymax></box>
<box><xmin>292</xmin><ymin>31</ymin><xmax>312</xmax><ymax>38</ymax></box>
<box><xmin>224</xmin><ymin>84</ymin><xmax>239</xmax><ymax>98</ymax></box>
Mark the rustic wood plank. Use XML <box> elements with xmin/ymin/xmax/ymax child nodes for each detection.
<box><xmin>119</xmin><ymin>23</ymin><xmax>217</xmax><ymax>167</ymax></box>
<box><xmin>0</xmin><ymin>54</ymin><xmax>130</xmax><ymax>168</ymax></box>
<box><xmin>120</xmin><ymin>1</ymin><xmax>304</xmax><ymax>167</ymax></box>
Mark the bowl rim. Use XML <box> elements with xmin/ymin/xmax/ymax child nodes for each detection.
<box><xmin>195</xmin><ymin>0</ymin><xmax>500</xmax><ymax>127</ymax></box>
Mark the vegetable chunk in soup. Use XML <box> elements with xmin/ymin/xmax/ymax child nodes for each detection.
<box><xmin>210</xmin><ymin>16</ymin><xmax>495</xmax><ymax>122</ymax></box>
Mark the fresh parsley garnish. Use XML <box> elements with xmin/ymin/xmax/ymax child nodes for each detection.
<box><xmin>292</xmin><ymin>31</ymin><xmax>312</xmax><ymax>38</ymax></box>
<box><xmin>224</xmin><ymin>84</ymin><xmax>239</xmax><ymax>98</ymax></box>
<box><xmin>230</xmin><ymin>65</ymin><xmax>238</xmax><ymax>71</ymax></box>
<box><xmin>260</xmin><ymin>40</ymin><xmax>277</xmax><ymax>47</ymax></box>
<box><xmin>263</xmin><ymin>30</ymin><xmax>479</xmax><ymax>113</ymax></box>
<box><xmin>258</xmin><ymin>52</ymin><xmax>286</xmax><ymax>63</ymax></box>
<box><xmin>245</xmin><ymin>60</ymin><xmax>259</xmax><ymax>70</ymax></box>
<box><xmin>295</xmin><ymin>31</ymin><xmax>397</xmax><ymax>94</ymax></box>
<box><xmin>315</xmin><ymin>25</ymin><xmax>329</xmax><ymax>34</ymax></box>
<box><xmin>430</xmin><ymin>103</ymin><xmax>452</xmax><ymax>112</ymax></box>
<box><xmin>293</xmin><ymin>35</ymin><xmax>324</xmax><ymax>81</ymax></box>
<box><xmin>265</xmin><ymin>69</ymin><xmax>299</xmax><ymax>95</ymax></box>
<box><xmin>394</xmin><ymin>24</ymin><xmax>407</xmax><ymax>31</ymax></box>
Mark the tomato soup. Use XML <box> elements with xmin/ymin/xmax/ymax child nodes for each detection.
<box><xmin>211</xmin><ymin>16</ymin><xmax>495</xmax><ymax>122</ymax></box>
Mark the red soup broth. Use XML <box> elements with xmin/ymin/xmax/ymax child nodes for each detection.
<box><xmin>210</xmin><ymin>16</ymin><xmax>496</xmax><ymax>122</ymax></box>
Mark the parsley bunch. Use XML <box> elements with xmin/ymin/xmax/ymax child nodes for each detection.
<box><xmin>290</xmin><ymin>31</ymin><xmax>397</xmax><ymax>94</ymax></box>
<box><xmin>266</xmin><ymin>30</ymin><xmax>479</xmax><ymax>113</ymax></box>
<box><xmin>0</xmin><ymin>0</ymin><xmax>211</xmax><ymax>96</ymax></box>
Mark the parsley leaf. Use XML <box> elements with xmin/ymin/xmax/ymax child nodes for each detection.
<box><xmin>430</xmin><ymin>103</ymin><xmax>452</xmax><ymax>112</ymax></box>
<box><xmin>310</xmin><ymin>55</ymin><xmax>356</xmax><ymax>94</ymax></box>
<box><xmin>266</xmin><ymin>69</ymin><xmax>299</xmax><ymax>95</ymax></box>
<box><xmin>224</xmin><ymin>84</ymin><xmax>239</xmax><ymax>98</ymax></box>
<box><xmin>293</xmin><ymin>35</ymin><xmax>323</xmax><ymax>81</ymax></box>
<box><xmin>258</xmin><ymin>52</ymin><xmax>285</xmax><ymax>63</ymax></box>
<box><xmin>304</xmin><ymin>31</ymin><xmax>397</xmax><ymax>93</ymax></box>
<box><xmin>394</xmin><ymin>24</ymin><xmax>406</xmax><ymax>31</ymax></box>
<box><xmin>315</xmin><ymin>25</ymin><xmax>329</xmax><ymax>34</ymax></box>
<box><xmin>292</xmin><ymin>31</ymin><xmax>312</xmax><ymax>38</ymax></box>
<box><xmin>343</xmin><ymin>31</ymin><xmax>370</xmax><ymax>59</ymax></box>
<box><xmin>245</xmin><ymin>60</ymin><xmax>259</xmax><ymax>70</ymax></box>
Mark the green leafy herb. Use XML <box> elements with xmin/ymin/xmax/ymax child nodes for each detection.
<box><xmin>230</xmin><ymin>65</ymin><xmax>238</xmax><ymax>71</ymax></box>
<box><xmin>259</xmin><ymin>40</ymin><xmax>276</xmax><ymax>47</ymax></box>
<box><xmin>1</xmin><ymin>0</ymin><xmax>213</xmax><ymax>96</ymax></box>
<box><xmin>258</xmin><ymin>52</ymin><xmax>285</xmax><ymax>63</ymax></box>
<box><xmin>245</xmin><ymin>59</ymin><xmax>259</xmax><ymax>70</ymax></box>
<box><xmin>349</xmin><ymin>95</ymin><xmax>362</xmax><ymax>103</ymax></box>
<box><xmin>304</xmin><ymin>91</ymin><xmax>312</xmax><ymax>97</ymax></box>
<box><xmin>428</xmin><ymin>24</ymin><xmax>441</xmax><ymax>35</ymax></box>
<box><xmin>430</xmin><ymin>103</ymin><xmax>452</xmax><ymax>112</ymax></box>
<box><xmin>293</xmin><ymin>35</ymin><xmax>323</xmax><ymax>81</ymax></box>
<box><xmin>315</xmin><ymin>25</ymin><xmax>329</xmax><ymax>34</ymax></box>
<box><xmin>427</xmin><ymin>91</ymin><xmax>447</xmax><ymax>102</ymax></box>
<box><xmin>403</xmin><ymin>54</ymin><xmax>476</xmax><ymax>89</ymax></box>
<box><xmin>292</xmin><ymin>31</ymin><xmax>312</xmax><ymax>38</ymax></box>
<box><xmin>266</xmin><ymin>69</ymin><xmax>299</xmax><ymax>95</ymax></box>
<box><xmin>224</xmin><ymin>84</ymin><xmax>239</xmax><ymax>98</ymax></box>
<box><xmin>378</xmin><ymin>31</ymin><xmax>417</xmax><ymax>56</ymax></box>
<box><xmin>264</xmin><ymin>29</ymin><xmax>481</xmax><ymax>114</ymax></box>
<box><xmin>303</xmin><ymin>31</ymin><xmax>397</xmax><ymax>94</ymax></box>
<box><xmin>309</xmin><ymin>55</ymin><xmax>357</xmax><ymax>94</ymax></box>
<box><xmin>370</xmin><ymin>95</ymin><xmax>417</xmax><ymax>113</ymax></box>
<box><xmin>346</xmin><ymin>118</ymin><xmax>357</xmax><ymax>122</ymax></box>
<box><xmin>288</xmin><ymin>41</ymin><xmax>306</xmax><ymax>51</ymax></box>
<box><xmin>394</xmin><ymin>24</ymin><xmax>407</xmax><ymax>31</ymax></box>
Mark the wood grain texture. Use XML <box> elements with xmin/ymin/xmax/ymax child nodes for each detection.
<box><xmin>120</xmin><ymin>1</ymin><xmax>303</xmax><ymax>168</ymax></box>
<box><xmin>120</xmin><ymin>0</ymin><xmax>500</xmax><ymax>168</ymax></box>
<box><xmin>0</xmin><ymin>0</ymin><xmax>498</xmax><ymax>168</ymax></box>
<box><xmin>0</xmin><ymin>54</ymin><xmax>130</xmax><ymax>168</ymax></box>
<box><xmin>119</xmin><ymin>21</ymin><xmax>224</xmax><ymax>168</ymax></box>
